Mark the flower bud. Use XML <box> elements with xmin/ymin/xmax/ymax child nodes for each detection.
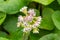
<box><xmin>28</xmin><ymin>9</ymin><xmax>36</xmax><ymax>16</ymax></box>
<box><xmin>33</xmin><ymin>28</ymin><xmax>39</xmax><ymax>33</ymax></box>
<box><xmin>20</xmin><ymin>6</ymin><xmax>28</xmax><ymax>14</ymax></box>
<box><xmin>18</xmin><ymin>15</ymin><xmax>23</xmax><ymax>22</ymax></box>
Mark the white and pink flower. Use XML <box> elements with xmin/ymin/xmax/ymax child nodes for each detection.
<box><xmin>17</xmin><ymin>6</ymin><xmax>42</xmax><ymax>33</ymax></box>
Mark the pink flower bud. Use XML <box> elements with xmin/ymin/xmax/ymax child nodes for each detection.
<box><xmin>18</xmin><ymin>15</ymin><xmax>23</xmax><ymax>22</ymax></box>
<box><xmin>24</xmin><ymin>16</ymin><xmax>33</xmax><ymax>22</ymax></box>
<box><xmin>28</xmin><ymin>9</ymin><xmax>36</xmax><ymax>16</ymax></box>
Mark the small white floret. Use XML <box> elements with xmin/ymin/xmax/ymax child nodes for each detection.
<box><xmin>18</xmin><ymin>15</ymin><xmax>24</xmax><ymax>22</ymax></box>
<box><xmin>20</xmin><ymin>6</ymin><xmax>28</xmax><ymax>12</ymax></box>
<box><xmin>17</xmin><ymin>22</ymin><xmax>20</xmax><ymax>27</ymax></box>
<box><xmin>28</xmin><ymin>9</ymin><xmax>36</xmax><ymax>16</ymax></box>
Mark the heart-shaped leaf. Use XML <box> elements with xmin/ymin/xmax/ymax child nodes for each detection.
<box><xmin>3</xmin><ymin>16</ymin><xmax>18</xmax><ymax>34</ymax></box>
<box><xmin>11</xmin><ymin>28</ymin><xmax>23</xmax><ymax>40</ymax></box>
<box><xmin>57</xmin><ymin>0</ymin><xmax>60</xmax><ymax>4</ymax></box>
<box><xmin>52</xmin><ymin>11</ymin><xmax>60</xmax><ymax>30</ymax></box>
<box><xmin>3</xmin><ymin>15</ymin><xmax>23</xmax><ymax>40</ymax></box>
<box><xmin>39</xmin><ymin>33</ymin><xmax>54</xmax><ymax>40</ymax></box>
<box><xmin>32</xmin><ymin>0</ymin><xmax>54</xmax><ymax>5</ymax></box>
<box><xmin>39</xmin><ymin>33</ymin><xmax>60</xmax><ymax>40</ymax></box>
<box><xmin>0</xmin><ymin>0</ymin><xmax>28</xmax><ymax>14</ymax></box>
<box><xmin>40</xmin><ymin>8</ymin><xmax>55</xmax><ymax>30</ymax></box>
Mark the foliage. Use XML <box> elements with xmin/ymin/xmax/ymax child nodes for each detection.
<box><xmin>0</xmin><ymin>0</ymin><xmax>60</xmax><ymax>40</ymax></box>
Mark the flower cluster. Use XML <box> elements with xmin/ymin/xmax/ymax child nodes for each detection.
<box><xmin>17</xmin><ymin>6</ymin><xmax>42</xmax><ymax>33</ymax></box>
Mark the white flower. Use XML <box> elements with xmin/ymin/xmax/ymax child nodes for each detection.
<box><xmin>23</xmin><ymin>27</ymin><xmax>32</xmax><ymax>32</ymax></box>
<box><xmin>20</xmin><ymin>6</ymin><xmax>27</xmax><ymax>12</ymax></box>
<box><xmin>23</xmin><ymin>22</ymin><xmax>28</xmax><ymax>27</ymax></box>
<box><xmin>28</xmin><ymin>9</ymin><xmax>36</xmax><ymax>16</ymax></box>
<box><xmin>24</xmin><ymin>16</ymin><xmax>33</xmax><ymax>22</ymax></box>
<box><xmin>37</xmin><ymin>16</ymin><xmax>42</xmax><ymax>22</ymax></box>
<box><xmin>34</xmin><ymin>23</ymin><xmax>39</xmax><ymax>27</ymax></box>
<box><xmin>18</xmin><ymin>7</ymin><xmax>42</xmax><ymax>34</ymax></box>
<box><xmin>18</xmin><ymin>15</ymin><xmax>24</xmax><ymax>22</ymax></box>
<box><xmin>32</xmin><ymin>25</ymin><xmax>36</xmax><ymax>28</ymax></box>
<box><xmin>35</xmin><ymin>16</ymin><xmax>42</xmax><ymax>25</ymax></box>
<box><xmin>17</xmin><ymin>22</ymin><xmax>20</xmax><ymax>27</ymax></box>
<box><xmin>37</xmin><ymin>21</ymin><xmax>41</xmax><ymax>25</ymax></box>
<box><xmin>32</xmin><ymin>19</ymin><xmax>41</xmax><ymax>28</ymax></box>
<box><xmin>32</xmin><ymin>16</ymin><xmax>42</xmax><ymax>29</ymax></box>
<box><xmin>32</xmin><ymin>23</ymin><xmax>39</xmax><ymax>28</ymax></box>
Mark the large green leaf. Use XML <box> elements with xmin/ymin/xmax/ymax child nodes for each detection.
<box><xmin>47</xmin><ymin>0</ymin><xmax>60</xmax><ymax>10</ymax></box>
<box><xmin>0</xmin><ymin>37</ymin><xmax>9</xmax><ymax>40</ymax></box>
<box><xmin>11</xmin><ymin>28</ymin><xmax>23</xmax><ymax>40</ymax></box>
<box><xmin>3</xmin><ymin>16</ymin><xmax>18</xmax><ymax>34</ymax></box>
<box><xmin>35</xmin><ymin>9</ymin><xmax>40</xmax><ymax>16</ymax></box>
<box><xmin>40</xmin><ymin>8</ymin><xmax>55</xmax><ymax>30</ymax></box>
<box><xmin>32</xmin><ymin>0</ymin><xmax>54</xmax><ymax>5</ymax></box>
<box><xmin>0</xmin><ymin>31</ymin><xmax>7</xmax><ymax>37</ymax></box>
<box><xmin>57</xmin><ymin>0</ymin><xmax>60</xmax><ymax>4</ymax></box>
<box><xmin>0</xmin><ymin>0</ymin><xmax>28</xmax><ymax>14</ymax></box>
<box><xmin>39</xmin><ymin>33</ymin><xmax>54</xmax><ymax>40</ymax></box>
<box><xmin>52</xmin><ymin>11</ymin><xmax>60</xmax><ymax>30</ymax></box>
<box><xmin>3</xmin><ymin>15</ymin><xmax>23</xmax><ymax>40</ymax></box>
<box><xmin>39</xmin><ymin>33</ymin><xmax>60</xmax><ymax>40</ymax></box>
<box><xmin>0</xmin><ymin>12</ymin><xmax>6</xmax><ymax>25</ymax></box>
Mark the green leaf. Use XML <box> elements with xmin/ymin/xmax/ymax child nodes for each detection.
<box><xmin>40</xmin><ymin>8</ymin><xmax>55</xmax><ymax>30</ymax></box>
<box><xmin>0</xmin><ymin>0</ymin><xmax>28</xmax><ymax>14</ymax></box>
<box><xmin>3</xmin><ymin>15</ymin><xmax>18</xmax><ymax>34</ymax></box>
<box><xmin>39</xmin><ymin>33</ymin><xmax>54</xmax><ymax>40</ymax></box>
<box><xmin>47</xmin><ymin>1</ymin><xmax>60</xmax><ymax>10</ymax></box>
<box><xmin>39</xmin><ymin>33</ymin><xmax>60</xmax><ymax>40</ymax></box>
<box><xmin>0</xmin><ymin>12</ymin><xmax>6</xmax><ymax>25</ymax></box>
<box><xmin>3</xmin><ymin>15</ymin><xmax>24</xmax><ymax>40</ymax></box>
<box><xmin>0</xmin><ymin>37</ymin><xmax>9</xmax><ymax>40</ymax></box>
<box><xmin>54</xmin><ymin>29</ymin><xmax>60</xmax><ymax>40</ymax></box>
<box><xmin>32</xmin><ymin>0</ymin><xmax>54</xmax><ymax>5</ymax></box>
<box><xmin>52</xmin><ymin>11</ymin><xmax>60</xmax><ymax>30</ymax></box>
<box><xmin>0</xmin><ymin>0</ymin><xmax>3</xmax><ymax>2</ymax></box>
<box><xmin>35</xmin><ymin>9</ymin><xmax>40</xmax><ymax>16</ymax></box>
<box><xmin>11</xmin><ymin>28</ymin><xmax>23</xmax><ymax>40</ymax></box>
<box><xmin>0</xmin><ymin>31</ymin><xmax>7</xmax><ymax>37</ymax></box>
<box><xmin>30</xmin><ymin>33</ymin><xmax>40</xmax><ymax>40</ymax></box>
<box><xmin>57</xmin><ymin>0</ymin><xmax>60</xmax><ymax>4</ymax></box>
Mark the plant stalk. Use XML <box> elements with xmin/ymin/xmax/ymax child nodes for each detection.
<box><xmin>23</xmin><ymin>32</ymin><xmax>30</xmax><ymax>40</ymax></box>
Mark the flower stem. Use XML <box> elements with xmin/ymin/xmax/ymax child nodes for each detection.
<box><xmin>23</xmin><ymin>32</ymin><xmax>30</xmax><ymax>40</ymax></box>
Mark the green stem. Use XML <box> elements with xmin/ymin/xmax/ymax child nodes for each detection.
<box><xmin>23</xmin><ymin>32</ymin><xmax>30</xmax><ymax>40</ymax></box>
